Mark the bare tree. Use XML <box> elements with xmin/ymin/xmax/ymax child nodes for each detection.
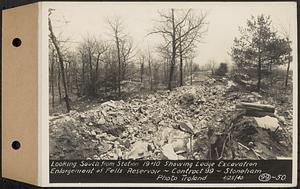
<box><xmin>189</xmin><ymin>58</ymin><xmax>193</xmax><ymax>85</ymax></box>
<box><xmin>147</xmin><ymin>48</ymin><xmax>153</xmax><ymax>91</ymax></box>
<box><xmin>206</xmin><ymin>59</ymin><xmax>217</xmax><ymax>76</ymax></box>
<box><xmin>78</xmin><ymin>37</ymin><xmax>108</xmax><ymax>97</ymax></box>
<box><xmin>156</xmin><ymin>45</ymin><xmax>172</xmax><ymax>85</ymax></box>
<box><xmin>79</xmin><ymin>49</ymin><xmax>86</xmax><ymax>96</ymax></box>
<box><xmin>176</xmin><ymin>10</ymin><xmax>207</xmax><ymax>86</ymax></box>
<box><xmin>66</xmin><ymin>52</ymin><xmax>79</xmax><ymax>95</ymax></box>
<box><xmin>48</xmin><ymin>10</ymin><xmax>71</xmax><ymax>112</ymax></box>
<box><xmin>185</xmin><ymin>53</ymin><xmax>196</xmax><ymax>85</ymax></box>
<box><xmin>107</xmin><ymin>17</ymin><xmax>124</xmax><ymax>96</ymax></box>
<box><xmin>139</xmin><ymin>54</ymin><xmax>146</xmax><ymax>84</ymax></box>
<box><xmin>150</xmin><ymin>8</ymin><xmax>207</xmax><ymax>90</ymax></box>
<box><xmin>149</xmin><ymin>9</ymin><xmax>176</xmax><ymax>90</ymax></box>
<box><xmin>120</xmin><ymin>38</ymin><xmax>134</xmax><ymax>81</ymax></box>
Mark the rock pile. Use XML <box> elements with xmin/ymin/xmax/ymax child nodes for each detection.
<box><xmin>49</xmin><ymin>78</ymin><xmax>293</xmax><ymax>160</ymax></box>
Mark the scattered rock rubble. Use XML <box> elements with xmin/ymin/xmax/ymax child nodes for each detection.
<box><xmin>50</xmin><ymin>78</ymin><xmax>293</xmax><ymax>160</ymax></box>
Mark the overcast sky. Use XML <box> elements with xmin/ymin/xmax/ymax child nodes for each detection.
<box><xmin>47</xmin><ymin>2</ymin><xmax>297</xmax><ymax>66</ymax></box>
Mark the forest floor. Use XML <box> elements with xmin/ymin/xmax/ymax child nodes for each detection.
<box><xmin>49</xmin><ymin>75</ymin><xmax>293</xmax><ymax>160</ymax></box>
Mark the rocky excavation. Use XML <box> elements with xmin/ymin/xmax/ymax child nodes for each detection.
<box><xmin>49</xmin><ymin>78</ymin><xmax>293</xmax><ymax>160</ymax></box>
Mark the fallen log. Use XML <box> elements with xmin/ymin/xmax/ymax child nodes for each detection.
<box><xmin>244</xmin><ymin>111</ymin><xmax>275</xmax><ymax>118</ymax></box>
<box><xmin>236</xmin><ymin>102</ymin><xmax>275</xmax><ymax>117</ymax></box>
<box><xmin>236</xmin><ymin>102</ymin><xmax>275</xmax><ymax>113</ymax></box>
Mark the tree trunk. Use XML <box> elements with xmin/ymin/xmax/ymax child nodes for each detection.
<box><xmin>257</xmin><ymin>46</ymin><xmax>262</xmax><ymax>92</ymax></box>
<box><xmin>122</xmin><ymin>56</ymin><xmax>126</xmax><ymax>81</ymax></box>
<box><xmin>49</xmin><ymin>18</ymin><xmax>71</xmax><ymax>112</ymax></box>
<box><xmin>88</xmin><ymin>48</ymin><xmax>93</xmax><ymax>84</ymax></box>
<box><xmin>237</xmin><ymin>102</ymin><xmax>275</xmax><ymax>117</ymax></box>
<box><xmin>69</xmin><ymin>62</ymin><xmax>73</xmax><ymax>94</ymax></box>
<box><xmin>269</xmin><ymin>60</ymin><xmax>273</xmax><ymax>87</ymax></box>
<box><xmin>91</xmin><ymin>52</ymin><xmax>101</xmax><ymax>97</ymax></box>
<box><xmin>57</xmin><ymin>67</ymin><xmax>62</xmax><ymax>103</ymax></box>
<box><xmin>168</xmin><ymin>61</ymin><xmax>175</xmax><ymax>90</ymax></box>
<box><xmin>65</xmin><ymin>62</ymin><xmax>70</xmax><ymax>93</ymax></box>
<box><xmin>51</xmin><ymin>49</ymin><xmax>55</xmax><ymax>109</ymax></box>
<box><xmin>116</xmin><ymin>35</ymin><xmax>122</xmax><ymax>96</ymax></box>
<box><xmin>179</xmin><ymin>38</ymin><xmax>183</xmax><ymax>86</ymax></box>
<box><xmin>95</xmin><ymin>53</ymin><xmax>101</xmax><ymax>77</ymax></box>
<box><xmin>148</xmin><ymin>55</ymin><xmax>153</xmax><ymax>91</ymax></box>
<box><xmin>75</xmin><ymin>71</ymin><xmax>80</xmax><ymax>97</ymax></box>
<box><xmin>140</xmin><ymin>60</ymin><xmax>144</xmax><ymax>83</ymax></box>
<box><xmin>237</xmin><ymin>102</ymin><xmax>275</xmax><ymax>112</ymax></box>
<box><xmin>168</xmin><ymin>9</ymin><xmax>176</xmax><ymax>91</ymax></box>
<box><xmin>190</xmin><ymin>60</ymin><xmax>193</xmax><ymax>85</ymax></box>
<box><xmin>285</xmin><ymin>52</ymin><xmax>291</xmax><ymax>88</ymax></box>
<box><xmin>81</xmin><ymin>53</ymin><xmax>85</xmax><ymax>95</ymax></box>
<box><xmin>87</xmin><ymin>48</ymin><xmax>96</xmax><ymax>97</ymax></box>
<box><xmin>163</xmin><ymin>58</ymin><xmax>168</xmax><ymax>85</ymax></box>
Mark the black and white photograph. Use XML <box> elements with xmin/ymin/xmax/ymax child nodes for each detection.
<box><xmin>48</xmin><ymin>2</ymin><xmax>296</xmax><ymax>162</ymax></box>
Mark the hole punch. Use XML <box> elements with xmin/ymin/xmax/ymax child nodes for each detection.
<box><xmin>11</xmin><ymin>141</ymin><xmax>21</xmax><ymax>150</ymax></box>
<box><xmin>12</xmin><ymin>38</ymin><xmax>22</xmax><ymax>47</ymax></box>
